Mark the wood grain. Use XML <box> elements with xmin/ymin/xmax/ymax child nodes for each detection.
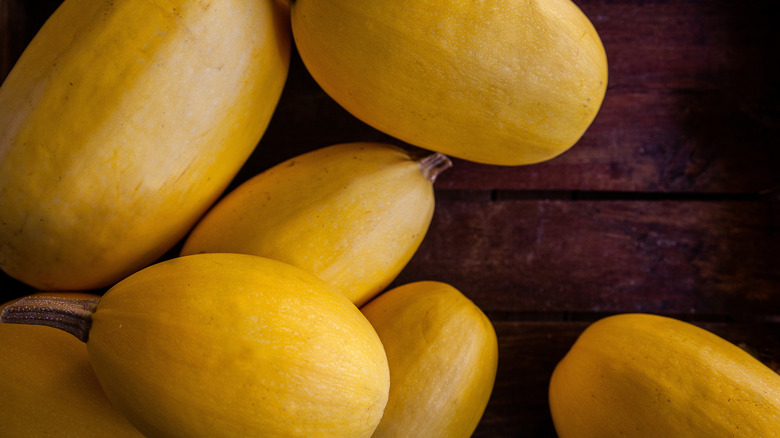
<box><xmin>392</xmin><ymin>197</ymin><xmax>780</xmax><ymax>317</ymax></box>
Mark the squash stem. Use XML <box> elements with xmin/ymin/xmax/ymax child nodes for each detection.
<box><xmin>418</xmin><ymin>152</ymin><xmax>453</xmax><ymax>183</ymax></box>
<box><xmin>0</xmin><ymin>296</ymin><xmax>99</xmax><ymax>343</ymax></box>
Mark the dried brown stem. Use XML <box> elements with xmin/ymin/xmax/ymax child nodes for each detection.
<box><xmin>418</xmin><ymin>152</ymin><xmax>453</xmax><ymax>183</ymax></box>
<box><xmin>0</xmin><ymin>295</ymin><xmax>99</xmax><ymax>342</ymax></box>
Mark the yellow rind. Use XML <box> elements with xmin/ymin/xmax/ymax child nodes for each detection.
<box><xmin>0</xmin><ymin>0</ymin><xmax>291</xmax><ymax>290</ymax></box>
<box><xmin>181</xmin><ymin>142</ymin><xmax>439</xmax><ymax>307</ymax></box>
<box><xmin>291</xmin><ymin>0</ymin><xmax>607</xmax><ymax>165</ymax></box>
<box><xmin>361</xmin><ymin>281</ymin><xmax>498</xmax><ymax>437</ymax></box>
<box><xmin>89</xmin><ymin>253</ymin><xmax>390</xmax><ymax>438</ymax></box>
<box><xmin>549</xmin><ymin>313</ymin><xmax>780</xmax><ymax>437</ymax></box>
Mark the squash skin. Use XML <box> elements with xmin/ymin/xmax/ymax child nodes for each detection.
<box><xmin>181</xmin><ymin>142</ymin><xmax>445</xmax><ymax>306</ymax></box>
<box><xmin>290</xmin><ymin>0</ymin><xmax>607</xmax><ymax>166</ymax></box>
<box><xmin>0</xmin><ymin>0</ymin><xmax>291</xmax><ymax>290</ymax></box>
<box><xmin>361</xmin><ymin>281</ymin><xmax>498</xmax><ymax>437</ymax></box>
<box><xmin>0</xmin><ymin>292</ymin><xmax>143</xmax><ymax>438</ymax></box>
<box><xmin>88</xmin><ymin>253</ymin><xmax>390</xmax><ymax>438</ymax></box>
<box><xmin>549</xmin><ymin>313</ymin><xmax>780</xmax><ymax>437</ymax></box>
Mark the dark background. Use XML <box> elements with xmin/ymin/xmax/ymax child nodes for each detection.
<box><xmin>2</xmin><ymin>1</ymin><xmax>778</xmax><ymax>436</ymax></box>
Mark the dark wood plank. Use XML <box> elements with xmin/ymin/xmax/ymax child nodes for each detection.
<box><xmin>438</xmin><ymin>88</ymin><xmax>780</xmax><ymax>193</ymax></box>
<box><xmin>393</xmin><ymin>197</ymin><xmax>780</xmax><ymax>317</ymax></box>
<box><xmin>583</xmin><ymin>1</ymin><xmax>779</xmax><ymax>91</ymax></box>
<box><xmin>0</xmin><ymin>0</ymin><xmax>63</xmax><ymax>81</ymax></box>
<box><xmin>5</xmin><ymin>195</ymin><xmax>775</xmax><ymax>317</ymax></box>
<box><xmin>0</xmin><ymin>0</ymin><xmax>23</xmax><ymax>80</ymax></box>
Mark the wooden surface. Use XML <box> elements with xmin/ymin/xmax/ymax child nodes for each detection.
<box><xmin>2</xmin><ymin>1</ymin><xmax>779</xmax><ymax>437</ymax></box>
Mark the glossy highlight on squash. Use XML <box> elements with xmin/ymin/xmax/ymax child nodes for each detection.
<box><xmin>549</xmin><ymin>313</ymin><xmax>780</xmax><ymax>437</ymax></box>
<box><xmin>0</xmin><ymin>0</ymin><xmax>291</xmax><ymax>290</ymax></box>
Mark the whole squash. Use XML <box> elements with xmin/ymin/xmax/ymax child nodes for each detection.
<box><xmin>1</xmin><ymin>253</ymin><xmax>390</xmax><ymax>438</ymax></box>
<box><xmin>0</xmin><ymin>0</ymin><xmax>291</xmax><ymax>290</ymax></box>
<box><xmin>181</xmin><ymin>142</ymin><xmax>450</xmax><ymax>306</ymax></box>
<box><xmin>290</xmin><ymin>0</ymin><xmax>607</xmax><ymax>165</ymax></box>
<box><xmin>361</xmin><ymin>281</ymin><xmax>498</xmax><ymax>437</ymax></box>
<box><xmin>549</xmin><ymin>313</ymin><xmax>780</xmax><ymax>437</ymax></box>
<box><xmin>0</xmin><ymin>292</ymin><xmax>143</xmax><ymax>438</ymax></box>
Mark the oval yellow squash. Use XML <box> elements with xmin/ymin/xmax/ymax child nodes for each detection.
<box><xmin>181</xmin><ymin>142</ymin><xmax>450</xmax><ymax>306</ymax></box>
<box><xmin>0</xmin><ymin>292</ymin><xmax>143</xmax><ymax>438</ymax></box>
<box><xmin>361</xmin><ymin>281</ymin><xmax>498</xmax><ymax>437</ymax></box>
<box><xmin>0</xmin><ymin>0</ymin><xmax>291</xmax><ymax>290</ymax></box>
<box><xmin>2</xmin><ymin>253</ymin><xmax>390</xmax><ymax>438</ymax></box>
<box><xmin>290</xmin><ymin>0</ymin><xmax>607</xmax><ymax>166</ymax></box>
<box><xmin>549</xmin><ymin>313</ymin><xmax>780</xmax><ymax>437</ymax></box>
